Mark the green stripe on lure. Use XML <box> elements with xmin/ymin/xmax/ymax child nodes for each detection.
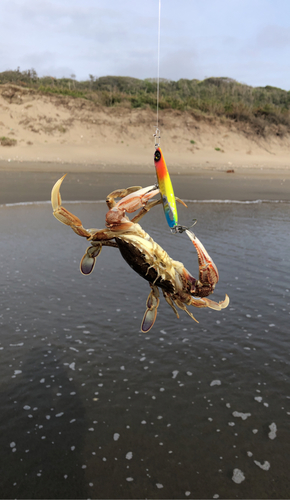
<box><xmin>154</xmin><ymin>146</ymin><xmax>179</xmax><ymax>230</ymax></box>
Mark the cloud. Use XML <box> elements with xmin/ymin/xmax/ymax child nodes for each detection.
<box><xmin>159</xmin><ymin>49</ymin><xmax>199</xmax><ymax>81</ymax></box>
<box><xmin>1</xmin><ymin>0</ymin><xmax>290</xmax><ymax>88</ymax></box>
<box><xmin>255</xmin><ymin>25</ymin><xmax>290</xmax><ymax>51</ymax></box>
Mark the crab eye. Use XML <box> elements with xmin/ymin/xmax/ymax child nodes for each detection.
<box><xmin>154</xmin><ymin>150</ymin><xmax>161</xmax><ymax>162</ymax></box>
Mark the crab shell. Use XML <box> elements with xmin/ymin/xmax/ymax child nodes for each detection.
<box><xmin>115</xmin><ymin>234</ymin><xmax>196</xmax><ymax>297</ymax></box>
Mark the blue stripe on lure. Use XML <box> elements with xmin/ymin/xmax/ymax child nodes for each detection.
<box><xmin>154</xmin><ymin>147</ymin><xmax>178</xmax><ymax>229</ymax></box>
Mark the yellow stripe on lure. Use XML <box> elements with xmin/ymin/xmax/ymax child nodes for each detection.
<box><xmin>154</xmin><ymin>146</ymin><xmax>178</xmax><ymax>230</ymax></box>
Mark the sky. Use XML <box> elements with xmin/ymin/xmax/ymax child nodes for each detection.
<box><xmin>1</xmin><ymin>0</ymin><xmax>290</xmax><ymax>89</ymax></box>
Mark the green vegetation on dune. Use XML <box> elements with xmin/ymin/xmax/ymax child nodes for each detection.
<box><xmin>0</xmin><ymin>136</ymin><xmax>17</xmax><ymax>146</ymax></box>
<box><xmin>1</xmin><ymin>68</ymin><xmax>290</xmax><ymax>135</ymax></box>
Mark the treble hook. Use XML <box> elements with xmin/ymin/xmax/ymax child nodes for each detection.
<box><xmin>171</xmin><ymin>219</ymin><xmax>197</xmax><ymax>234</ymax></box>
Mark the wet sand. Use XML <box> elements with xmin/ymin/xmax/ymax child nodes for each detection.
<box><xmin>1</xmin><ymin>162</ymin><xmax>290</xmax><ymax>205</ymax></box>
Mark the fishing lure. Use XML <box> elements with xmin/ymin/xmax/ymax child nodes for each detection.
<box><xmin>154</xmin><ymin>146</ymin><xmax>179</xmax><ymax>231</ymax></box>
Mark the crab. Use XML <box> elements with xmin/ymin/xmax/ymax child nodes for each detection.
<box><xmin>51</xmin><ymin>175</ymin><xmax>229</xmax><ymax>332</ymax></box>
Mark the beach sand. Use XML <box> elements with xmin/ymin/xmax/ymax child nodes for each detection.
<box><xmin>1</xmin><ymin>84</ymin><xmax>290</xmax><ymax>203</ymax></box>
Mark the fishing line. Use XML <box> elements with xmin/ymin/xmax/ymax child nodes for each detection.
<box><xmin>156</xmin><ymin>0</ymin><xmax>161</xmax><ymax>135</ymax></box>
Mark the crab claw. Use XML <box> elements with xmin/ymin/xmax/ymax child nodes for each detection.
<box><xmin>191</xmin><ymin>294</ymin><xmax>230</xmax><ymax>310</ymax></box>
<box><xmin>51</xmin><ymin>174</ymin><xmax>65</xmax><ymax>210</ymax></box>
<box><xmin>51</xmin><ymin>175</ymin><xmax>91</xmax><ymax>237</ymax></box>
<box><xmin>106</xmin><ymin>185</ymin><xmax>160</xmax><ymax>231</ymax></box>
<box><xmin>141</xmin><ymin>285</ymin><xmax>160</xmax><ymax>333</ymax></box>
<box><xmin>185</xmin><ymin>229</ymin><xmax>219</xmax><ymax>288</ymax></box>
<box><xmin>115</xmin><ymin>185</ymin><xmax>160</xmax><ymax>214</ymax></box>
<box><xmin>80</xmin><ymin>244</ymin><xmax>102</xmax><ymax>275</ymax></box>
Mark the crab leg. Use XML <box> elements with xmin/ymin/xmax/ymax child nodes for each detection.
<box><xmin>51</xmin><ymin>175</ymin><xmax>92</xmax><ymax>238</ymax></box>
<box><xmin>52</xmin><ymin>174</ymin><xmax>116</xmax><ymax>243</ymax></box>
<box><xmin>80</xmin><ymin>241</ymin><xmax>118</xmax><ymax>275</ymax></box>
<box><xmin>131</xmin><ymin>198</ymin><xmax>163</xmax><ymax>224</ymax></box>
<box><xmin>174</xmin><ymin>298</ymin><xmax>199</xmax><ymax>323</ymax></box>
<box><xmin>162</xmin><ymin>291</ymin><xmax>180</xmax><ymax>319</ymax></box>
<box><xmin>80</xmin><ymin>244</ymin><xmax>104</xmax><ymax>275</ymax></box>
<box><xmin>141</xmin><ymin>285</ymin><xmax>160</xmax><ymax>333</ymax></box>
<box><xmin>131</xmin><ymin>197</ymin><xmax>187</xmax><ymax>224</ymax></box>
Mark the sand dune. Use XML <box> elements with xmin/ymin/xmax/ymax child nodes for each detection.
<box><xmin>0</xmin><ymin>84</ymin><xmax>290</xmax><ymax>174</ymax></box>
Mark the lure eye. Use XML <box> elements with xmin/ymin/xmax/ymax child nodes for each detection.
<box><xmin>154</xmin><ymin>150</ymin><xmax>161</xmax><ymax>162</ymax></box>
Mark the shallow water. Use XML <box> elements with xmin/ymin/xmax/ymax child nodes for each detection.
<box><xmin>0</xmin><ymin>199</ymin><xmax>290</xmax><ymax>499</ymax></box>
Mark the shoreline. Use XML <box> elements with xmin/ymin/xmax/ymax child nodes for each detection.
<box><xmin>1</xmin><ymin>165</ymin><xmax>290</xmax><ymax>205</ymax></box>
